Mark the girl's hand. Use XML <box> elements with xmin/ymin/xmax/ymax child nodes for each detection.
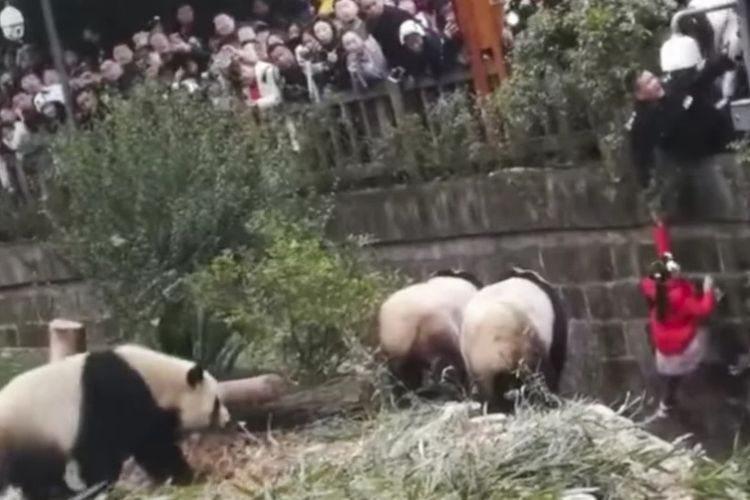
<box><xmin>703</xmin><ymin>275</ymin><xmax>714</xmax><ymax>292</ymax></box>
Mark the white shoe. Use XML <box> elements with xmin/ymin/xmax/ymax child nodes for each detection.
<box><xmin>655</xmin><ymin>401</ymin><xmax>672</xmax><ymax>418</ymax></box>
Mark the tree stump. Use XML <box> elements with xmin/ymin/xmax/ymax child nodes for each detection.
<box><xmin>48</xmin><ymin>319</ymin><xmax>86</xmax><ymax>363</ymax></box>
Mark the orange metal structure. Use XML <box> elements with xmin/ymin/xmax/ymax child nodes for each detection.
<box><xmin>451</xmin><ymin>0</ymin><xmax>507</xmax><ymax>95</ymax></box>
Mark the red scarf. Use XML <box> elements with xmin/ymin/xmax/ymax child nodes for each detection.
<box><xmin>247</xmin><ymin>81</ymin><xmax>261</xmax><ymax>102</ymax></box>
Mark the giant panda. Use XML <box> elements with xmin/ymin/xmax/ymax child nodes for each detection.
<box><xmin>460</xmin><ymin>268</ymin><xmax>567</xmax><ymax>412</ymax></box>
<box><xmin>0</xmin><ymin>344</ymin><xmax>231</xmax><ymax>500</ymax></box>
<box><xmin>377</xmin><ymin>269</ymin><xmax>482</xmax><ymax>397</ymax></box>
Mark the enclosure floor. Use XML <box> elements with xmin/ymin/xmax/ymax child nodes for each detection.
<box><xmin>645</xmin><ymin>363</ymin><xmax>750</xmax><ymax>460</ymax></box>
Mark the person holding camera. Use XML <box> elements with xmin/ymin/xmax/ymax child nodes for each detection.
<box><xmin>626</xmin><ymin>34</ymin><xmax>737</xmax><ymax>223</ymax></box>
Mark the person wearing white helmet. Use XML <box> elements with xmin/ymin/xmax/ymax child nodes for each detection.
<box><xmin>625</xmin><ymin>32</ymin><xmax>736</xmax><ymax>224</ymax></box>
<box><xmin>0</xmin><ymin>6</ymin><xmax>24</xmax><ymax>43</ymax></box>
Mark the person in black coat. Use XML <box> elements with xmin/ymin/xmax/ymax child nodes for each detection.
<box><xmin>398</xmin><ymin>19</ymin><xmax>450</xmax><ymax>78</ymax></box>
<box><xmin>361</xmin><ymin>0</ymin><xmax>414</xmax><ymax>71</ymax></box>
<box><xmin>626</xmin><ymin>53</ymin><xmax>737</xmax><ymax>222</ymax></box>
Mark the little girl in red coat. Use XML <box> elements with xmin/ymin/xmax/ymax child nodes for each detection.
<box><xmin>640</xmin><ymin>222</ymin><xmax>716</xmax><ymax>412</ymax></box>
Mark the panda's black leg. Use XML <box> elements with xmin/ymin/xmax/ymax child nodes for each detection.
<box><xmin>19</xmin><ymin>479</ymin><xmax>73</xmax><ymax>500</ymax></box>
<box><xmin>428</xmin><ymin>355</ymin><xmax>470</xmax><ymax>401</ymax></box>
<box><xmin>134</xmin><ymin>440</ymin><xmax>193</xmax><ymax>486</ymax></box>
<box><xmin>74</xmin><ymin>444</ymin><xmax>127</xmax><ymax>486</ymax></box>
<box><xmin>10</xmin><ymin>447</ymin><xmax>72</xmax><ymax>500</ymax></box>
<box><xmin>539</xmin><ymin>356</ymin><xmax>560</xmax><ymax>394</ymax></box>
<box><xmin>388</xmin><ymin>356</ymin><xmax>424</xmax><ymax>402</ymax></box>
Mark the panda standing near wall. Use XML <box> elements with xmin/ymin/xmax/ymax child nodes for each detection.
<box><xmin>0</xmin><ymin>344</ymin><xmax>231</xmax><ymax>500</ymax></box>
<box><xmin>377</xmin><ymin>269</ymin><xmax>482</xmax><ymax>398</ymax></box>
<box><xmin>460</xmin><ymin>268</ymin><xmax>568</xmax><ymax>413</ymax></box>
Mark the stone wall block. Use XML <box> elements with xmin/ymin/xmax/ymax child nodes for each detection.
<box><xmin>623</xmin><ymin>320</ymin><xmax>653</xmax><ymax>367</ymax></box>
<box><xmin>17</xmin><ymin>323</ymin><xmax>48</xmax><ymax>348</ymax></box>
<box><xmin>705</xmin><ymin>320</ymin><xmax>747</xmax><ymax>366</ymax></box>
<box><xmin>550</xmin><ymin>174</ymin><xmax>643</xmax><ymax>229</ymax></box>
<box><xmin>0</xmin><ymin>326</ymin><xmax>18</xmax><ymax>348</ymax></box>
<box><xmin>670</xmin><ymin>236</ymin><xmax>722</xmax><ymax>273</ymax></box>
<box><xmin>0</xmin><ymin>294</ymin><xmax>31</xmax><ymax>322</ymax></box>
<box><xmin>0</xmin><ymin>244</ymin><xmax>78</xmax><ymax>289</ymax></box>
<box><xmin>585</xmin><ymin>285</ymin><xmax>615</xmax><ymax>320</ymax></box>
<box><xmin>542</xmin><ymin>244</ymin><xmax>614</xmax><ymax>284</ymax></box>
<box><xmin>479</xmin><ymin>248</ymin><xmax>545</xmax><ymax>283</ymax></box>
<box><xmin>717</xmin><ymin>236</ymin><xmax>750</xmax><ymax>272</ymax></box>
<box><xmin>611</xmin><ymin>243</ymin><xmax>639</xmax><ymax>279</ymax></box>
<box><xmin>610</xmin><ymin>282</ymin><xmax>648</xmax><ymax>320</ymax></box>
<box><xmin>594</xmin><ymin>323</ymin><xmax>628</xmax><ymax>359</ymax></box>
<box><xmin>636</xmin><ymin>241</ymin><xmax>657</xmax><ymax>274</ymax></box>
<box><xmin>714</xmin><ymin>275</ymin><xmax>749</xmax><ymax>318</ymax></box>
<box><xmin>558</xmin><ymin>286</ymin><xmax>588</xmax><ymax>320</ymax></box>
<box><xmin>560</xmin><ymin>320</ymin><xmax>599</xmax><ymax>397</ymax></box>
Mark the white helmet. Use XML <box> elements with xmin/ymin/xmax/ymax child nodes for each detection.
<box><xmin>0</xmin><ymin>6</ymin><xmax>24</xmax><ymax>42</ymax></box>
<box><xmin>660</xmin><ymin>33</ymin><xmax>702</xmax><ymax>72</ymax></box>
<box><xmin>33</xmin><ymin>84</ymin><xmax>65</xmax><ymax>113</ymax></box>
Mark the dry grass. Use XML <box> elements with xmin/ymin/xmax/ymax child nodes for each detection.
<box><xmin>110</xmin><ymin>395</ymin><xmax>750</xmax><ymax>500</ymax></box>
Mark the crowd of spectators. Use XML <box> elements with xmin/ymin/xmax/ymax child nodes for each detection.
<box><xmin>0</xmin><ymin>0</ymin><xmax>477</xmax><ymax>196</ymax></box>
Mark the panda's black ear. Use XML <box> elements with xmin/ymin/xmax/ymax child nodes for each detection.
<box><xmin>187</xmin><ymin>364</ymin><xmax>205</xmax><ymax>388</ymax></box>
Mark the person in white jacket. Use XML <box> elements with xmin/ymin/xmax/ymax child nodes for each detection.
<box><xmin>236</xmin><ymin>60</ymin><xmax>283</xmax><ymax>109</ymax></box>
<box><xmin>341</xmin><ymin>30</ymin><xmax>388</xmax><ymax>89</ymax></box>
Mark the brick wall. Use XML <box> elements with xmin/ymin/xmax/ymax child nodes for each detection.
<box><xmin>331</xmin><ymin>157</ymin><xmax>750</xmax><ymax>402</ymax></box>
<box><xmin>0</xmin><ymin>243</ymin><xmax>109</xmax><ymax>350</ymax></box>
<box><xmin>1</xmin><ymin>158</ymin><xmax>748</xmax><ymax>404</ymax></box>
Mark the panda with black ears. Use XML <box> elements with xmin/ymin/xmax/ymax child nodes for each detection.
<box><xmin>460</xmin><ymin>267</ymin><xmax>568</xmax><ymax>412</ymax></box>
<box><xmin>0</xmin><ymin>344</ymin><xmax>231</xmax><ymax>500</ymax></box>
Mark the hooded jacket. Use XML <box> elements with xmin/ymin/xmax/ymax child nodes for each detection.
<box><xmin>640</xmin><ymin>221</ymin><xmax>716</xmax><ymax>355</ymax></box>
<box><xmin>640</xmin><ymin>276</ymin><xmax>715</xmax><ymax>355</ymax></box>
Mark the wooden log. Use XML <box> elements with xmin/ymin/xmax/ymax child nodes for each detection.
<box><xmin>227</xmin><ymin>375</ymin><xmax>374</xmax><ymax>432</ymax></box>
<box><xmin>218</xmin><ymin>374</ymin><xmax>291</xmax><ymax>407</ymax></box>
<box><xmin>48</xmin><ymin>319</ymin><xmax>86</xmax><ymax>363</ymax></box>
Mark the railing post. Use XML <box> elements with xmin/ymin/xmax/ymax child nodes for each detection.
<box><xmin>385</xmin><ymin>79</ymin><xmax>406</xmax><ymax>125</ymax></box>
<box><xmin>13</xmin><ymin>156</ymin><xmax>31</xmax><ymax>203</ymax></box>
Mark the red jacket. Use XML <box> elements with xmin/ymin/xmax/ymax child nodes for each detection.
<box><xmin>640</xmin><ymin>277</ymin><xmax>715</xmax><ymax>355</ymax></box>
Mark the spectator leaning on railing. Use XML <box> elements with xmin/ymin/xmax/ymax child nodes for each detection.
<box><xmin>0</xmin><ymin>0</ymin><xmax>480</xmax><ymax>198</ymax></box>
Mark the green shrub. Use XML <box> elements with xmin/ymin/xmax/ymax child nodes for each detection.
<box><xmin>49</xmin><ymin>86</ymin><xmax>324</xmax><ymax>356</ymax></box>
<box><xmin>0</xmin><ymin>197</ymin><xmax>52</xmax><ymax>242</ymax></box>
<box><xmin>189</xmin><ymin>216</ymin><xmax>403</xmax><ymax>381</ymax></box>
<box><xmin>494</xmin><ymin>0</ymin><xmax>670</xmax><ymax>160</ymax></box>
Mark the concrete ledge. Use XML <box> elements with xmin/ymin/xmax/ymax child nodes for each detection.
<box><xmin>332</xmin><ymin>158</ymin><xmax>750</xmax><ymax>244</ymax></box>
<box><xmin>0</xmin><ymin>243</ymin><xmax>79</xmax><ymax>290</ymax></box>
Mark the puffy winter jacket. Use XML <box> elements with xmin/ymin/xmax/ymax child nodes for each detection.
<box><xmin>640</xmin><ymin>276</ymin><xmax>715</xmax><ymax>355</ymax></box>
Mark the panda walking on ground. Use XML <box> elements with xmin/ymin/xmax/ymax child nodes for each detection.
<box><xmin>460</xmin><ymin>268</ymin><xmax>568</xmax><ymax>412</ymax></box>
<box><xmin>0</xmin><ymin>344</ymin><xmax>231</xmax><ymax>500</ymax></box>
<box><xmin>378</xmin><ymin>270</ymin><xmax>482</xmax><ymax>397</ymax></box>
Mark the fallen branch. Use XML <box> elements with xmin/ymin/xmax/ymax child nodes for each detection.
<box><xmin>219</xmin><ymin>374</ymin><xmax>291</xmax><ymax>407</ymax></box>
<box><xmin>226</xmin><ymin>375</ymin><xmax>373</xmax><ymax>431</ymax></box>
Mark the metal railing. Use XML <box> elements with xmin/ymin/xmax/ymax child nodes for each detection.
<box><xmin>293</xmin><ymin>69</ymin><xmax>599</xmax><ymax>187</ymax></box>
<box><xmin>0</xmin><ymin>70</ymin><xmax>602</xmax><ymax>214</ymax></box>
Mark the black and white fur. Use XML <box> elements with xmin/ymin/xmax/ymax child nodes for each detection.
<box><xmin>460</xmin><ymin>268</ymin><xmax>568</xmax><ymax>411</ymax></box>
<box><xmin>377</xmin><ymin>270</ymin><xmax>482</xmax><ymax>396</ymax></box>
<box><xmin>0</xmin><ymin>344</ymin><xmax>231</xmax><ymax>500</ymax></box>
